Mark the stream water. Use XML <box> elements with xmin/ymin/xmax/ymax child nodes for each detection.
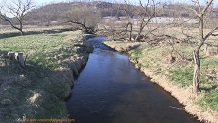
<box><xmin>66</xmin><ymin>36</ymin><xmax>201</xmax><ymax>123</ymax></box>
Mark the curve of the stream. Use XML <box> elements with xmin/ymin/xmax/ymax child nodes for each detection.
<box><xmin>66</xmin><ymin>36</ymin><xmax>201</xmax><ymax>123</ymax></box>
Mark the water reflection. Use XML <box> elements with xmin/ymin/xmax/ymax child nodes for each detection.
<box><xmin>67</xmin><ymin>37</ymin><xmax>201</xmax><ymax>123</ymax></box>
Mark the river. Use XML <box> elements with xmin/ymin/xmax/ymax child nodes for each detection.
<box><xmin>66</xmin><ymin>36</ymin><xmax>201</xmax><ymax>123</ymax></box>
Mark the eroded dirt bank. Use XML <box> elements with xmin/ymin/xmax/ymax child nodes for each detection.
<box><xmin>60</xmin><ymin>39</ymin><xmax>94</xmax><ymax>99</ymax></box>
<box><xmin>103</xmin><ymin>41</ymin><xmax>218</xmax><ymax>123</ymax></box>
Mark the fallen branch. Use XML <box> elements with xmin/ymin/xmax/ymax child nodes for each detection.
<box><xmin>169</xmin><ymin>106</ymin><xmax>185</xmax><ymax>111</ymax></box>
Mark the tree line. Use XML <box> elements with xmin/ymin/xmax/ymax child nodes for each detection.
<box><xmin>1</xmin><ymin>0</ymin><xmax>217</xmax><ymax>34</ymax></box>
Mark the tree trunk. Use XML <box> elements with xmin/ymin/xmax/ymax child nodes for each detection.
<box><xmin>20</xmin><ymin>29</ymin><xmax>24</xmax><ymax>35</ymax></box>
<box><xmin>69</xmin><ymin>21</ymin><xmax>94</xmax><ymax>34</ymax></box>
<box><xmin>192</xmin><ymin>13</ymin><xmax>203</xmax><ymax>93</ymax></box>
<box><xmin>19</xmin><ymin>20</ymin><xmax>24</xmax><ymax>35</ymax></box>
<box><xmin>126</xmin><ymin>22</ymin><xmax>133</xmax><ymax>41</ymax></box>
<box><xmin>191</xmin><ymin>0</ymin><xmax>214</xmax><ymax>93</ymax></box>
<box><xmin>129</xmin><ymin>31</ymin><xmax>132</xmax><ymax>41</ymax></box>
<box><xmin>135</xmin><ymin>21</ymin><xmax>144</xmax><ymax>41</ymax></box>
<box><xmin>193</xmin><ymin>49</ymin><xmax>201</xmax><ymax>93</ymax></box>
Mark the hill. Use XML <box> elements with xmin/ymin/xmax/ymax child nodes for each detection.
<box><xmin>24</xmin><ymin>1</ymin><xmax>137</xmax><ymax>26</ymax></box>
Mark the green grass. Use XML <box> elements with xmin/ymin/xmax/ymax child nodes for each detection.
<box><xmin>129</xmin><ymin>47</ymin><xmax>142</xmax><ymax>62</ymax></box>
<box><xmin>201</xmin><ymin>57</ymin><xmax>218</xmax><ymax>68</ymax></box>
<box><xmin>197</xmin><ymin>90</ymin><xmax>218</xmax><ymax>112</ymax></box>
<box><xmin>104</xmin><ymin>38</ymin><xmax>218</xmax><ymax>117</ymax></box>
<box><xmin>0</xmin><ymin>30</ymin><xmax>92</xmax><ymax>122</ymax></box>
<box><xmin>168</xmin><ymin>68</ymin><xmax>193</xmax><ymax>87</ymax></box>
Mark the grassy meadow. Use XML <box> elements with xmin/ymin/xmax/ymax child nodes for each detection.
<box><xmin>0</xmin><ymin>28</ymin><xmax>93</xmax><ymax>122</ymax></box>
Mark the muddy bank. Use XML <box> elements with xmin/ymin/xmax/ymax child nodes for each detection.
<box><xmin>60</xmin><ymin>39</ymin><xmax>94</xmax><ymax>99</ymax></box>
<box><xmin>103</xmin><ymin>41</ymin><xmax>218</xmax><ymax>123</ymax></box>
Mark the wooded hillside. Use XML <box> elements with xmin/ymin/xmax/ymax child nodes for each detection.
<box><xmin>2</xmin><ymin>1</ymin><xmax>217</xmax><ymax>26</ymax></box>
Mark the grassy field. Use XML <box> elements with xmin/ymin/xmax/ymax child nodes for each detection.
<box><xmin>104</xmin><ymin>31</ymin><xmax>218</xmax><ymax>122</ymax></box>
<box><xmin>0</xmin><ymin>29</ymin><xmax>93</xmax><ymax>122</ymax></box>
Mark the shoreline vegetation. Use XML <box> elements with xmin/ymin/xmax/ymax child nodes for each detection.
<box><xmin>103</xmin><ymin>40</ymin><xmax>218</xmax><ymax>123</ymax></box>
<box><xmin>1</xmin><ymin>26</ymin><xmax>217</xmax><ymax>123</ymax></box>
<box><xmin>0</xmin><ymin>0</ymin><xmax>217</xmax><ymax>122</ymax></box>
<box><xmin>0</xmin><ymin>29</ymin><xmax>93</xmax><ymax>122</ymax></box>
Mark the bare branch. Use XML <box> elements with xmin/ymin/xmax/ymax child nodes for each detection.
<box><xmin>191</xmin><ymin>0</ymin><xmax>201</xmax><ymax>13</ymax></box>
<box><xmin>0</xmin><ymin>0</ymin><xmax>35</xmax><ymax>35</ymax></box>
<box><xmin>204</xmin><ymin>26</ymin><xmax>218</xmax><ymax>40</ymax></box>
<box><xmin>201</xmin><ymin>0</ymin><xmax>214</xmax><ymax>14</ymax></box>
<box><xmin>61</xmin><ymin>6</ymin><xmax>101</xmax><ymax>34</ymax></box>
<box><xmin>190</xmin><ymin>7</ymin><xmax>200</xmax><ymax>17</ymax></box>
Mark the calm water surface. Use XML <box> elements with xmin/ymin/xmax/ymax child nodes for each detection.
<box><xmin>66</xmin><ymin>37</ymin><xmax>201</xmax><ymax>123</ymax></box>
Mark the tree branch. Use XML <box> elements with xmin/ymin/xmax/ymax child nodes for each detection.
<box><xmin>0</xmin><ymin>0</ymin><xmax>35</xmax><ymax>35</ymax></box>
<box><xmin>204</xmin><ymin>26</ymin><xmax>218</xmax><ymax>40</ymax></box>
<box><xmin>201</xmin><ymin>0</ymin><xmax>214</xmax><ymax>14</ymax></box>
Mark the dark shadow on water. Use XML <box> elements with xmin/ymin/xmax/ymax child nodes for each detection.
<box><xmin>65</xmin><ymin>62</ymin><xmax>87</xmax><ymax>102</ymax></box>
<box><xmin>66</xmin><ymin>36</ymin><xmax>202</xmax><ymax>123</ymax></box>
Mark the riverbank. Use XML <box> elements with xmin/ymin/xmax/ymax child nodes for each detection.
<box><xmin>0</xmin><ymin>30</ymin><xmax>93</xmax><ymax>122</ymax></box>
<box><xmin>103</xmin><ymin>40</ymin><xmax>218</xmax><ymax>123</ymax></box>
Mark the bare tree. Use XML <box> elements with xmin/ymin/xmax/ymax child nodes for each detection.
<box><xmin>119</xmin><ymin>0</ymin><xmax>157</xmax><ymax>42</ymax></box>
<box><xmin>110</xmin><ymin>0</ymin><xmax>157</xmax><ymax>42</ymax></box>
<box><xmin>134</xmin><ymin>0</ymin><xmax>156</xmax><ymax>41</ymax></box>
<box><xmin>161</xmin><ymin>0</ymin><xmax>217</xmax><ymax>93</ymax></box>
<box><xmin>190</xmin><ymin>0</ymin><xmax>217</xmax><ymax>92</ymax></box>
<box><xmin>118</xmin><ymin>0</ymin><xmax>134</xmax><ymax>41</ymax></box>
<box><xmin>0</xmin><ymin>0</ymin><xmax>35</xmax><ymax>35</ymax></box>
<box><xmin>61</xmin><ymin>6</ymin><xmax>101</xmax><ymax>34</ymax></box>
